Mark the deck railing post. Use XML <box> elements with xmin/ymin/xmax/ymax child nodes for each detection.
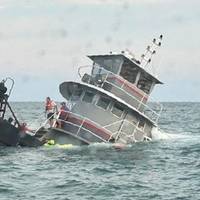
<box><xmin>76</xmin><ymin>119</ymin><xmax>85</xmax><ymax>136</ymax></box>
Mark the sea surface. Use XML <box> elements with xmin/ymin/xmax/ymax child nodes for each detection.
<box><xmin>0</xmin><ymin>102</ymin><xmax>200</xmax><ymax>200</ymax></box>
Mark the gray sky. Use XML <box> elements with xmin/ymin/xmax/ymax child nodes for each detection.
<box><xmin>0</xmin><ymin>0</ymin><xmax>200</xmax><ymax>102</ymax></box>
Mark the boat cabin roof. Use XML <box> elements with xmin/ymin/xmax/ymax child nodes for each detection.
<box><xmin>88</xmin><ymin>53</ymin><xmax>163</xmax><ymax>84</ymax></box>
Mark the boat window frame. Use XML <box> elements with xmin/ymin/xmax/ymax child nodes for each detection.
<box><xmin>92</xmin><ymin>56</ymin><xmax>123</xmax><ymax>75</ymax></box>
<box><xmin>111</xmin><ymin>102</ymin><xmax>125</xmax><ymax>118</ymax></box>
<box><xmin>120</xmin><ymin>60</ymin><xmax>140</xmax><ymax>84</ymax></box>
<box><xmin>136</xmin><ymin>72</ymin><xmax>154</xmax><ymax>94</ymax></box>
<box><xmin>82</xmin><ymin>90</ymin><xmax>96</xmax><ymax>103</ymax></box>
<box><xmin>138</xmin><ymin>119</ymin><xmax>145</xmax><ymax>131</ymax></box>
<box><xmin>70</xmin><ymin>87</ymin><xmax>83</xmax><ymax>101</ymax></box>
<box><xmin>96</xmin><ymin>95</ymin><xmax>111</xmax><ymax>111</ymax></box>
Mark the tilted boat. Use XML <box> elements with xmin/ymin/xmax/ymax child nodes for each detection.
<box><xmin>38</xmin><ymin>35</ymin><xmax>164</xmax><ymax>145</ymax></box>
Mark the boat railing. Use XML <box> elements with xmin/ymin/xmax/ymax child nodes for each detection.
<box><xmin>55</xmin><ymin>111</ymin><xmax>112</xmax><ymax>143</ymax></box>
<box><xmin>36</xmin><ymin>110</ymin><xmax>114</xmax><ymax>143</ymax></box>
<box><xmin>38</xmin><ymin>110</ymin><xmax>150</xmax><ymax>143</ymax></box>
<box><xmin>56</xmin><ymin>118</ymin><xmax>107</xmax><ymax>144</ymax></box>
<box><xmin>103</xmin><ymin>118</ymin><xmax>150</xmax><ymax>143</ymax></box>
<box><xmin>78</xmin><ymin>65</ymin><xmax>163</xmax><ymax>123</ymax></box>
<box><xmin>34</xmin><ymin>113</ymin><xmax>53</xmax><ymax>134</ymax></box>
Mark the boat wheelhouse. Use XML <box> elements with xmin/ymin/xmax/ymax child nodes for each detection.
<box><xmin>40</xmin><ymin>35</ymin><xmax>164</xmax><ymax>145</ymax></box>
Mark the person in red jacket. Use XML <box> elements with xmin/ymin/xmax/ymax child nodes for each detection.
<box><xmin>57</xmin><ymin>102</ymin><xmax>70</xmax><ymax>128</ymax></box>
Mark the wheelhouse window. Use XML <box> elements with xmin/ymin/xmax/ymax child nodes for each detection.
<box><xmin>82</xmin><ymin>91</ymin><xmax>95</xmax><ymax>103</ymax></box>
<box><xmin>111</xmin><ymin>103</ymin><xmax>124</xmax><ymax>118</ymax></box>
<box><xmin>96</xmin><ymin>96</ymin><xmax>111</xmax><ymax>110</ymax></box>
<box><xmin>91</xmin><ymin>56</ymin><xmax>123</xmax><ymax>75</ymax></box>
<box><xmin>103</xmin><ymin>58</ymin><xmax>122</xmax><ymax>74</ymax></box>
<box><xmin>120</xmin><ymin>61</ymin><xmax>139</xmax><ymax>84</ymax></box>
<box><xmin>137</xmin><ymin>72</ymin><xmax>153</xmax><ymax>94</ymax></box>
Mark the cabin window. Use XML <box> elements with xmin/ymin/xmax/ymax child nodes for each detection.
<box><xmin>103</xmin><ymin>58</ymin><xmax>122</xmax><ymax>74</ymax></box>
<box><xmin>137</xmin><ymin>72</ymin><xmax>153</xmax><ymax>94</ymax></box>
<box><xmin>82</xmin><ymin>91</ymin><xmax>95</xmax><ymax>103</ymax></box>
<box><xmin>92</xmin><ymin>56</ymin><xmax>123</xmax><ymax>75</ymax></box>
<box><xmin>120</xmin><ymin>62</ymin><xmax>139</xmax><ymax>84</ymax></box>
<box><xmin>71</xmin><ymin>89</ymin><xmax>83</xmax><ymax>101</ymax></box>
<box><xmin>138</xmin><ymin>120</ymin><xmax>145</xmax><ymax>130</ymax></box>
<box><xmin>111</xmin><ymin>103</ymin><xmax>124</xmax><ymax>118</ymax></box>
<box><xmin>104</xmin><ymin>59</ymin><xmax>113</xmax><ymax>71</ymax></box>
<box><xmin>96</xmin><ymin>96</ymin><xmax>111</xmax><ymax>110</ymax></box>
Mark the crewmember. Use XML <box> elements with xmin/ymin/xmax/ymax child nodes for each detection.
<box><xmin>45</xmin><ymin>97</ymin><xmax>58</xmax><ymax>127</ymax></box>
<box><xmin>60</xmin><ymin>102</ymin><xmax>69</xmax><ymax>117</ymax></box>
<box><xmin>57</xmin><ymin>102</ymin><xmax>70</xmax><ymax>128</ymax></box>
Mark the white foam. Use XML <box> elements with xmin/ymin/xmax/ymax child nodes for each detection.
<box><xmin>151</xmin><ymin>127</ymin><xmax>192</xmax><ymax>141</ymax></box>
<box><xmin>88</xmin><ymin>142</ymin><xmax>113</xmax><ymax>149</ymax></box>
<box><xmin>151</xmin><ymin>127</ymin><xmax>172</xmax><ymax>140</ymax></box>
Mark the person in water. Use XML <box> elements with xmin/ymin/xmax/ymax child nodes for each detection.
<box><xmin>19</xmin><ymin>122</ymin><xmax>34</xmax><ymax>138</ymax></box>
<box><xmin>45</xmin><ymin>97</ymin><xmax>58</xmax><ymax>127</ymax></box>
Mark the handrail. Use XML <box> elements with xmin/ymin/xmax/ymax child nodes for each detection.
<box><xmin>104</xmin><ymin>74</ymin><xmax>162</xmax><ymax>122</ymax></box>
<box><xmin>35</xmin><ymin>110</ymin><xmax>113</xmax><ymax>142</ymax></box>
<box><xmin>106</xmin><ymin>117</ymin><xmax>150</xmax><ymax>143</ymax></box>
<box><xmin>34</xmin><ymin>113</ymin><xmax>55</xmax><ymax>134</ymax></box>
<box><xmin>37</xmin><ymin>110</ymin><xmax>150</xmax><ymax>144</ymax></box>
<box><xmin>56</xmin><ymin>118</ymin><xmax>108</xmax><ymax>143</ymax></box>
<box><xmin>78</xmin><ymin>65</ymin><xmax>163</xmax><ymax>123</ymax></box>
<box><xmin>78</xmin><ymin>66</ymin><xmax>88</xmax><ymax>78</ymax></box>
<box><xmin>28</xmin><ymin>112</ymin><xmax>47</xmax><ymax>130</ymax></box>
<box><xmin>56</xmin><ymin>110</ymin><xmax>113</xmax><ymax>135</ymax></box>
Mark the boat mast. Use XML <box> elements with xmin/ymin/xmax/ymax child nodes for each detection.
<box><xmin>140</xmin><ymin>35</ymin><xmax>163</xmax><ymax>68</ymax></box>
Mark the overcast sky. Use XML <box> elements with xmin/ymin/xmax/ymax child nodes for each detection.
<box><xmin>0</xmin><ymin>0</ymin><xmax>200</xmax><ymax>102</ymax></box>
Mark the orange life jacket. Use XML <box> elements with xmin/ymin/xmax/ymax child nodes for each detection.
<box><xmin>46</xmin><ymin>100</ymin><xmax>55</xmax><ymax>112</ymax></box>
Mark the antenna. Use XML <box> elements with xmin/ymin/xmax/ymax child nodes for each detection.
<box><xmin>140</xmin><ymin>34</ymin><xmax>163</xmax><ymax>68</ymax></box>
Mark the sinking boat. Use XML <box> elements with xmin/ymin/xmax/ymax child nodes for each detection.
<box><xmin>37</xmin><ymin>35</ymin><xmax>164</xmax><ymax>145</ymax></box>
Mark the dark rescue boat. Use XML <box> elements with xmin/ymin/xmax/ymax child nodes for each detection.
<box><xmin>0</xmin><ymin>78</ymin><xmax>44</xmax><ymax>147</ymax></box>
<box><xmin>0</xmin><ymin>78</ymin><xmax>21</xmax><ymax>146</ymax></box>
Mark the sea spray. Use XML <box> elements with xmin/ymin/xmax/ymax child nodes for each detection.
<box><xmin>151</xmin><ymin>127</ymin><xmax>172</xmax><ymax>140</ymax></box>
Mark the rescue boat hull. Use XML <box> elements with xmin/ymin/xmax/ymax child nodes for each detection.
<box><xmin>0</xmin><ymin>120</ymin><xmax>20</xmax><ymax>146</ymax></box>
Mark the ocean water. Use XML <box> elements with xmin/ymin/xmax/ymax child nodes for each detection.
<box><xmin>0</xmin><ymin>102</ymin><xmax>200</xmax><ymax>200</ymax></box>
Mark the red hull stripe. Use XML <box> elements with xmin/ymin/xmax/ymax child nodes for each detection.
<box><xmin>66</xmin><ymin>115</ymin><xmax>111</xmax><ymax>141</ymax></box>
<box><xmin>67</xmin><ymin>116</ymin><xmax>83</xmax><ymax>126</ymax></box>
<box><xmin>83</xmin><ymin>120</ymin><xmax>111</xmax><ymax>141</ymax></box>
<box><xmin>123</xmin><ymin>84</ymin><xmax>148</xmax><ymax>103</ymax></box>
